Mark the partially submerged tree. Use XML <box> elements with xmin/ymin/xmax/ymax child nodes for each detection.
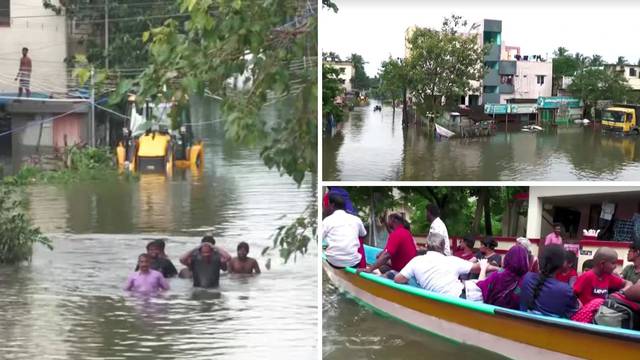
<box><xmin>405</xmin><ymin>15</ymin><xmax>485</xmax><ymax>116</ymax></box>
<box><xmin>322</xmin><ymin>64</ymin><xmax>345</xmax><ymax>125</ymax></box>
<box><xmin>378</xmin><ymin>57</ymin><xmax>410</xmax><ymax>122</ymax></box>
<box><xmin>568</xmin><ymin>67</ymin><xmax>633</xmax><ymax>117</ymax></box>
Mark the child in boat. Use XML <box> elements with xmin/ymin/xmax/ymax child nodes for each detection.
<box><xmin>622</xmin><ymin>244</ymin><xmax>640</xmax><ymax>284</ymax></box>
<box><xmin>477</xmin><ymin>245</ymin><xmax>529</xmax><ymax>310</ymax></box>
<box><xmin>581</xmin><ymin>259</ymin><xmax>594</xmax><ymax>273</ymax></box>
<box><xmin>573</xmin><ymin>247</ymin><xmax>632</xmax><ymax>306</ymax></box>
<box><xmin>228</xmin><ymin>241</ymin><xmax>261</xmax><ymax>274</ymax></box>
<box><xmin>475</xmin><ymin>237</ymin><xmax>502</xmax><ymax>267</ymax></box>
<box><xmin>125</xmin><ymin>254</ymin><xmax>170</xmax><ymax>293</ymax></box>
<box><xmin>454</xmin><ymin>235</ymin><xmax>477</xmax><ymax>261</ymax></box>
<box><xmin>519</xmin><ymin>245</ymin><xmax>579</xmax><ymax>318</ymax></box>
<box><xmin>555</xmin><ymin>250</ymin><xmax>578</xmax><ymax>287</ymax></box>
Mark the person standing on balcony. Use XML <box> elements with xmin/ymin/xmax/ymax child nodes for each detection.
<box><xmin>15</xmin><ymin>47</ymin><xmax>32</xmax><ymax>98</ymax></box>
<box><xmin>544</xmin><ymin>223</ymin><xmax>564</xmax><ymax>247</ymax></box>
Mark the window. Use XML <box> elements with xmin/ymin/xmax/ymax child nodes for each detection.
<box><xmin>536</xmin><ymin>75</ymin><xmax>545</xmax><ymax>85</ymax></box>
<box><xmin>500</xmin><ymin>75</ymin><xmax>513</xmax><ymax>85</ymax></box>
<box><xmin>630</xmin><ymin>68</ymin><xmax>637</xmax><ymax>77</ymax></box>
<box><xmin>0</xmin><ymin>0</ymin><xmax>8</xmax><ymax>26</ymax></box>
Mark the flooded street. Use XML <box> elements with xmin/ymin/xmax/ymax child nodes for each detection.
<box><xmin>323</xmin><ymin>102</ymin><xmax>640</xmax><ymax>181</ymax></box>
<box><xmin>322</xmin><ymin>273</ymin><xmax>507</xmax><ymax>360</ymax></box>
<box><xmin>0</xmin><ymin>99</ymin><xmax>317</xmax><ymax>359</ymax></box>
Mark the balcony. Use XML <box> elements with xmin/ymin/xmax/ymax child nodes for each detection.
<box><xmin>499</xmin><ymin>83</ymin><xmax>514</xmax><ymax>94</ymax></box>
<box><xmin>483</xmin><ymin>68</ymin><xmax>499</xmax><ymax>86</ymax></box>
<box><xmin>499</xmin><ymin>60</ymin><xmax>516</xmax><ymax>75</ymax></box>
<box><xmin>484</xmin><ymin>43</ymin><xmax>500</xmax><ymax>62</ymax></box>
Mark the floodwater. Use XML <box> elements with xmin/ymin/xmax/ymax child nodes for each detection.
<box><xmin>323</xmin><ymin>102</ymin><xmax>640</xmax><ymax>181</ymax></box>
<box><xmin>0</xmin><ymin>99</ymin><xmax>317</xmax><ymax>359</ymax></box>
<box><xmin>322</xmin><ymin>272</ymin><xmax>507</xmax><ymax>360</ymax></box>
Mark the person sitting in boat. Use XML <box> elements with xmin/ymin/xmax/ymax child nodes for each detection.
<box><xmin>228</xmin><ymin>241</ymin><xmax>261</xmax><ymax>274</ymax></box>
<box><xmin>475</xmin><ymin>237</ymin><xmax>502</xmax><ymax>267</ymax></box>
<box><xmin>573</xmin><ymin>247</ymin><xmax>632</xmax><ymax>307</ymax></box>
<box><xmin>555</xmin><ymin>250</ymin><xmax>578</xmax><ymax>287</ymax></box>
<box><xmin>188</xmin><ymin>242</ymin><xmax>223</xmax><ymax>288</ymax></box>
<box><xmin>581</xmin><ymin>259</ymin><xmax>594</xmax><ymax>273</ymax></box>
<box><xmin>622</xmin><ymin>244</ymin><xmax>640</xmax><ymax>284</ymax></box>
<box><xmin>454</xmin><ymin>235</ymin><xmax>477</xmax><ymax>261</ymax></box>
<box><xmin>477</xmin><ymin>245</ymin><xmax>530</xmax><ymax>310</ymax></box>
<box><xmin>135</xmin><ymin>240</ymin><xmax>178</xmax><ymax>278</ymax></box>
<box><xmin>516</xmin><ymin>237</ymin><xmax>539</xmax><ymax>273</ymax></box>
<box><xmin>393</xmin><ymin>233</ymin><xmax>499</xmax><ymax>298</ymax></box>
<box><xmin>519</xmin><ymin>245</ymin><xmax>579</xmax><ymax>318</ymax></box>
<box><xmin>322</xmin><ymin>193</ymin><xmax>366</xmax><ymax>269</ymax></box>
<box><xmin>359</xmin><ymin>213</ymin><xmax>417</xmax><ymax>277</ymax></box>
<box><xmin>178</xmin><ymin>235</ymin><xmax>231</xmax><ymax>278</ymax></box>
<box><xmin>427</xmin><ymin>204</ymin><xmax>451</xmax><ymax>256</ymax></box>
<box><xmin>323</xmin><ymin>187</ymin><xmax>366</xmax><ymax>268</ymax></box>
<box><xmin>125</xmin><ymin>253</ymin><xmax>170</xmax><ymax>294</ymax></box>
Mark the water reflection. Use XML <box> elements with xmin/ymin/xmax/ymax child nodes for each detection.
<box><xmin>323</xmin><ymin>102</ymin><xmax>640</xmax><ymax>181</ymax></box>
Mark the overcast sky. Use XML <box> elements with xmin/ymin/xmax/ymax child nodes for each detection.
<box><xmin>321</xmin><ymin>0</ymin><xmax>640</xmax><ymax>77</ymax></box>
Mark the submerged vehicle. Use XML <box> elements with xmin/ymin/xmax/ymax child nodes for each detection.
<box><xmin>324</xmin><ymin>245</ymin><xmax>640</xmax><ymax>360</ymax></box>
<box><xmin>601</xmin><ymin>104</ymin><xmax>640</xmax><ymax>135</ymax></box>
<box><xmin>116</xmin><ymin>96</ymin><xmax>204</xmax><ymax>174</ymax></box>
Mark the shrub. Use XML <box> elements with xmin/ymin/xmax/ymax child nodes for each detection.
<box><xmin>0</xmin><ymin>186</ymin><xmax>52</xmax><ymax>264</ymax></box>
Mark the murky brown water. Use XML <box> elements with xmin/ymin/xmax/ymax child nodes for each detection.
<box><xmin>0</xmin><ymin>100</ymin><xmax>317</xmax><ymax>359</ymax></box>
<box><xmin>322</xmin><ymin>271</ymin><xmax>507</xmax><ymax>360</ymax></box>
<box><xmin>323</xmin><ymin>102</ymin><xmax>640</xmax><ymax>181</ymax></box>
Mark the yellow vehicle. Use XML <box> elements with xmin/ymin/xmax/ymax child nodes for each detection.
<box><xmin>116</xmin><ymin>96</ymin><xmax>204</xmax><ymax>174</ymax></box>
<box><xmin>601</xmin><ymin>104</ymin><xmax>640</xmax><ymax>135</ymax></box>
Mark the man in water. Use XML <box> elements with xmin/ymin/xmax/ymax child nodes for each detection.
<box><xmin>228</xmin><ymin>241</ymin><xmax>261</xmax><ymax>274</ymax></box>
<box><xmin>178</xmin><ymin>235</ymin><xmax>231</xmax><ymax>278</ymax></box>
<box><xmin>135</xmin><ymin>240</ymin><xmax>178</xmax><ymax>278</ymax></box>
<box><xmin>187</xmin><ymin>242</ymin><xmax>223</xmax><ymax>288</ymax></box>
<box><xmin>14</xmin><ymin>47</ymin><xmax>31</xmax><ymax>98</ymax></box>
<box><xmin>125</xmin><ymin>253</ymin><xmax>170</xmax><ymax>293</ymax></box>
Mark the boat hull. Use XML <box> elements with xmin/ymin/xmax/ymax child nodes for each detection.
<box><xmin>324</xmin><ymin>252</ymin><xmax>640</xmax><ymax>359</ymax></box>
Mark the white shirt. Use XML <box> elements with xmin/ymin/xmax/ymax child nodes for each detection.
<box><xmin>429</xmin><ymin>217</ymin><xmax>451</xmax><ymax>256</ymax></box>
<box><xmin>322</xmin><ymin>210</ymin><xmax>366</xmax><ymax>267</ymax></box>
<box><xmin>399</xmin><ymin>251</ymin><xmax>472</xmax><ymax>297</ymax></box>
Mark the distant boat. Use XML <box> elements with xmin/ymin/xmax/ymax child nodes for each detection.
<box><xmin>575</xmin><ymin>119</ymin><xmax>591</xmax><ymax>124</ymax></box>
<box><xmin>435</xmin><ymin>123</ymin><xmax>456</xmax><ymax>138</ymax></box>
<box><xmin>522</xmin><ymin>125</ymin><xmax>543</xmax><ymax>132</ymax></box>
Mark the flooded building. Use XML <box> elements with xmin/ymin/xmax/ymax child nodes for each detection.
<box><xmin>323</xmin><ymin>60</ymin><xmax>355</xmax><ymax>92</ymax></box>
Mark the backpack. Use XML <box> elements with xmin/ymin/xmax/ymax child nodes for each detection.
<box><xmin>594</xmin><ymin>293</ymin><xmax>640</xmax><ymax>330</ymax></box>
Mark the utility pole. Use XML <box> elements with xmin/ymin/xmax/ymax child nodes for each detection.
<box><xmin>105</xmin><ymin>0</ymin><xmax>109</xmax><ymax>70</ymax></box>
<box><xmin>90</xmin><ymin>66</ymin><xmax>96</xmax><ymax>147</ymax></box>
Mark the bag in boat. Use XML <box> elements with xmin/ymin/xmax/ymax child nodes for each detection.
<box><xmin>594</xmin><ymin>293</ymin><xmax>640</xmax><ymax>330</ymax></box>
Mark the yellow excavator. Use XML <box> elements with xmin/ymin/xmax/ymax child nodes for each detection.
<box><xmin>116</xmin><ymin>96</ymin><xmax>203</xmax><ymax>175</ymax></box>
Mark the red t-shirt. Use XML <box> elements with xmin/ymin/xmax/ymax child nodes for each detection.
<box><xmin>385</xmin><ymin>226</ymin><xmax>417</xmax><ymax>271</ymax></box>
<box><xmin>573</xmin><ymin>270</ymin><xmax>625</xmax><ymax>305</ymax></box>
<box><xmin>555</xmin><ymin>268</ymin><xmax>577</xmax><ymax>283</ymax></box>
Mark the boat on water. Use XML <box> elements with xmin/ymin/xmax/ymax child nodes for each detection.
<box><xmin>435</xmin><ymin>123</ymin><xmax>456</xmax><ymax>138</ymax></box>
<box><xmin>323</xmin><ymin>245</ymin><xmax>640</xmax><ymax>360</ymax></box>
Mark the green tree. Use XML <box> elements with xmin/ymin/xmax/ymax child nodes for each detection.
<box><xmin>0</xmin><ymin>186</ymin><xmax>52</xmax><ymax>264</ymax></box>
<box><xmin>589</xmin><ymin>54</ymin><xmax>605</xmax><ymax>67</ymax></box>
<box><xmin>617</xmin><ymin>56</ymin><xmax>628</xmax><ymax>66</ymax></box>
<box><xmin>322</xmin><ymin>51</ymin><xmax>342</xmax><ymax>62</ymax></box>
<box><xmin>322</xmin><ymin>64</ymin><xmax>345</xmax><ymax>126</ymax></box>
<box><xmin>378</xmin><ymin>57</ymin><xmax>410</xmax><ymax>122</ymax></box>
<box><xmin>552</xmin><ymin>47</ymin><xmax>581</xmax><ymax>95</ymax></box>
<box><xmin>405</xmin><ymin>15</ymin><xmax>485</xmax><ymax>116</ymax></box>
<box><xmin>322</xmin><ymin>0</ymin><xmax>338</xmax><ymax>12</ymax></box>
<box><xmin>568</xmin><ymin>67</ymin><xmax>633</xmax><ymax>117</ymax></box>
<box><xmin>348</xmin><ymin>53</ymin><xmax>371</xmax><ymax>91</ymax></box>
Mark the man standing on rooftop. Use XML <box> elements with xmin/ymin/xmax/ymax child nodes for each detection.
<box><xmin>15</xmin><ymin>47</ymin><xmax>32</xmax><ymax>98</ymax></box>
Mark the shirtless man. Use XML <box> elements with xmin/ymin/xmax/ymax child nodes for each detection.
<box><xmin>14</xmin><ymin>47</ymin><xmax>31</xmax><ymax>98</ymax></box>
<box><xmin>228</xmin><ymin>242</ymin><xmax>261</xmax><ymax>274</ymax></box>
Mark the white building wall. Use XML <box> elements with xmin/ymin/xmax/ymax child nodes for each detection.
<box><xmin>502</xmin><ymin>61</ymin><xmax>552</xmax><ymax>102</ymax></box>
<box><xmin>0</xmin><ymin>0</ymin><xmax>67</xmax><ymax>94</ymax></box>
<box><xmin>526</xmin><ymin>186</ymin><xmax>640</xmax><ymax>238</ymax></box>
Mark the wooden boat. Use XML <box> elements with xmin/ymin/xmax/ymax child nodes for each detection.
<box><xmin>323</xmin><ymin>245</ymin><xmax>640</xmax><ymax>360</ymax></box>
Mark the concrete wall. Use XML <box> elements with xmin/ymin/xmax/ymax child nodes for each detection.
<box><xmin>0</xmin><ymin>0</ymin><xmax>67</xmax><ymax>94</ymax></box>
<box><xmin>324</xmin><ymin>62</ymin><xmax>354</xmax><ymax>92</ymax></box>
<box><xmin>11</xmin><ymin>114</ymin><xmax>54</xmax><ymax>148</ymax></box>
<box><xmin>52</xmin><ymin>113</ymin><xmax>86</xmax><ymax>148</ymax></box>
<box><xmin>504</xmin><ymin>61</ymin><xmax>552</xmax><ymax>101</ymax></box>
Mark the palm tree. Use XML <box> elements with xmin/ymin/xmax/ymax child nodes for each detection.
<box><xmin>617</xmin><ymin>56</ymin><xmax>628</xmax><ymax>66</ymax></box>
<box><xmin>590</xmin><ymin>54</ymin><xmax>604</xmax><ymax>67</ymax></box>
<box><xmin>553</xmin><ymin>46</ymin><xmax>569</xmax><ymax>57</ymax></box>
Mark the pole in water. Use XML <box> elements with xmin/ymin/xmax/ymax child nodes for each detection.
<box><xmin>90</xmin><ymin>67</ymin><xmax>95</xmax><ymax>147</ymax></box>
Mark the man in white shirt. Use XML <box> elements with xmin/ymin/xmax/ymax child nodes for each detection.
<box><xmin>323</xmin><ymin>193</ymin><xmax>366</xmax><ymax>268</ymax></box>
<box><xmin>427</xmin><ymin>204</ymin><xmax>451</xmax><ymax>256</ymax></box>
<box><xmin>394</xmin><ymin>233</ymin><xmax>498</xmax><ymax>298</ymax></box>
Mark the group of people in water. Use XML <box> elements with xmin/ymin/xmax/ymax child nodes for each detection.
<box><xmin>323</xmin><ymin>189</ymin><xmax>640</xmax><ymax>326</ymax></box>
<box><xmin>124</xmin><ymin>235</ymin><xmax>261</xmax><ymax>293</ymax></box>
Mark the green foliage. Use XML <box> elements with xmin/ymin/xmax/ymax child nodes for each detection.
<box><xmin>322</xmin><ymin>51</ymin><xmax>342</xmax><ymax>62</ymax></box>
<box><xmin>406</xmin><ymin>15</ymin><xmax>485</xmax><ymax>115</ymax></box>
<box><xmin>322</xmin><ymin>64</ymin><xmax>344</xmax><ymax>123</ymax></box>
<box><xmin>322</xmin><ymin>0</ymin><xmax>338</xmax><ymax>12</ymax></box>
<box><xmin>107</xmin><ymin>0</ymin><xmax>317</xmax><ymax>185</ymax></box>
<box><xmin>568</xmin><ymin>67</ymin><xmax>633</xmax><ymax>116</ymax></box>
<box><xmin>0</xmin><ymin>186</ymin><xmax>52</xmax><ymax>264</ymax></box>
<box><xmin>348</xmin><ymin>53</ymin><xmax>371</xmax><ymax>90</ymax></box>
<box><xmin>265</xmin><ymin>201</ymin><xmax>317</xmax><ymax>263</ymax></box>
<box><xmin>378</xmin><ymin>56</ymin><xmax>409</xmax><ymax>103</ymax></box>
